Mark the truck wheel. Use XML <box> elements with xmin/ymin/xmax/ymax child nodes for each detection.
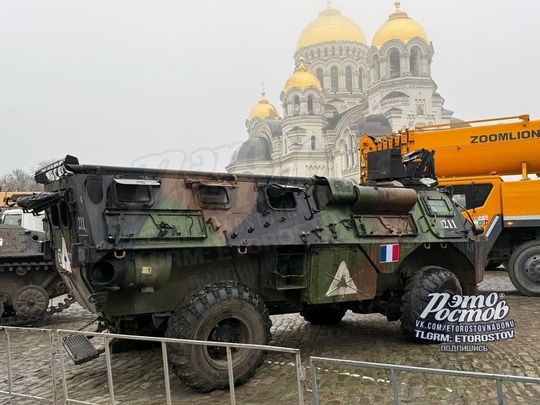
<box><xmin>165</xmin><ymin>281</ymin><xmax>272</xmax><ymax>392</ymax></box>
<box><xmin>300</xmin><ymin>305</ymin><xmax>346</xmax><ymax>325</ymax></box>
<box><xmin>400</xmin><ymin>266</ymin><xmax>462</xmax><ymax>343</ymax></box>
<box><xmin>508</xmin><ymin>240</ymin><xmax>540</xmax><ymax>297</ymax></box>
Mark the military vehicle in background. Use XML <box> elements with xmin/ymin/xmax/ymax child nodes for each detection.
<box><xmin>359</xmin><ymin>114</ymin><xmax>540</xmax><ymax>296</ymax></box>
<box><xmin>0</xmin><ymin>192</ymin><xmax>69</xmax><ymax>325</ymax></box>
<box><xmin>22</xmin><ymin>155</ymin><xmax>487</xmax><ymax>392</ymax></box>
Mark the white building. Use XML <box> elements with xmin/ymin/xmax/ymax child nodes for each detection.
<box><xmin>227</xmin><ymin>1</ymin><xmax>460</xmax><ymax>180</ymax></box>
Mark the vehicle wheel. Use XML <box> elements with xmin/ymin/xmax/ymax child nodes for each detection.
<box><xmin>165</xmin><ymin>281</ymin><xmax>272</xmax><ymax>393</ymax></box>
<box><xmin>300</xmin><ymin>305</ymin><xmax>346</xmax><ymax>325</ymax></box>
<box><xmin>508</xmin><ymin>240</ymin><xmax>540</xmax><ymax>297</ymax></box>
<box><xmin>13</xmin><ymin>285</ymin><xmax>49</xmax><ymax>318</ymax></box>
<box><xmin>400</xmin><ymin>266</ymin><xmax>462</xmax><ymax>343</ymax></box>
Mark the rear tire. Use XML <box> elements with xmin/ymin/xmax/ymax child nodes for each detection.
<box><xmin>300</xmin><ymin>305</ymin><xmax>346</xmax><ymax>325</ymax></box>
<box><xmin>508</xmin><ymin>240</ymin><xmax>540</xmax><ymax>297</ymax></box>
<box><xmin>400</xmin><ymin>266</ymin><xmax>462</xmax><ymax>343</ymax></box>
<box><xmin>165</xmin><ymin>281</ymin><xmax>272</xmax><ymax>392</ymax></box>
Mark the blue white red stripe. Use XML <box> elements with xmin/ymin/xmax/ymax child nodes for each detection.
<box><xmin>379</xmin><ymin>244</ymin><xmax>399</xmax><ymax>263</ymax></box>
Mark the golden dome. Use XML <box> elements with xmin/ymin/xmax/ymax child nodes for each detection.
<box><xmin>372</xmin><ymin>1</ymin><xmax>428</xmax><ymax>48</ymax></box>
<box><xmin>284</xmin><ymin>59</ymin><xmax>322</xmax><ymax>92</ymax></box>
<box><xmin>296</xmin><ymin>2</ymin><xmax>367</xmax><ymax>50</ymax></box>
<box><xmin>249</xmin><ymin>88</ymin><xmax>279</xmax><ymax>120</ymax></box>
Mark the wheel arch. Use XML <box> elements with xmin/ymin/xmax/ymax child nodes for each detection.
<box><xmin>398</xmin><ymin>243</ymin><xmax>478</xmax><ymax>291</ymax></box>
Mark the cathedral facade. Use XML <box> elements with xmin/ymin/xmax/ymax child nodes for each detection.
<box><xmin>227</xmin><ymin>1</ymin><xmax>456</xmax><ymax>180</ymax></box>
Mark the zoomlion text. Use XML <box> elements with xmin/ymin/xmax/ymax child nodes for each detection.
<box><xmin>470</xmin><ymin>130</ymin><xmax>540</xmax><ymax>143</ymax></box>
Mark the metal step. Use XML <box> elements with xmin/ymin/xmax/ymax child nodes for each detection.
<box><xmin>62</xmin><ymin>334</ymin><xmax>103</xmax><ymax>365</ymax></box>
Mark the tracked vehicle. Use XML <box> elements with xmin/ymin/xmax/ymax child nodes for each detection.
<box><xmin>0</xmin><ymin>196</ymin><xmax>68</xmax><ymax>325</ymax></box>
<box><xmin>22</xmin><ymin>155</ymin><xmax>487</xmax><ymax>392</ymax></box>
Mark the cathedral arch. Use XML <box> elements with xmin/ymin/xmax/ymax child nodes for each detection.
<box><xmin>293</xmin><ymin>95</ymin><xmax>300</xmax><ymax>116</ymax></box>
<box><xmin>316</xmin><ymin>68</ymin><xmax>324</xmax><ymax>89</ymax></box>
<box><xmin>372</xmin><ymin>55</ymin><xmax>381</xmax><ymax>83</ymax></box>
<box><xmin>330</xmin><ymin>66</ymin><xmax>339</xmax><ymax>92</ymax></box>
<box><xmin>345</xmin><ymin>66</ymin><xmax>353</xmax><ymax>92</ymax></box>
<box><xmin>336</xmin><ymin>139</ymin><xmax>349</xmax><ymax>173</ymax></box>
<box><xmin>409</xmin><ymin>46</ymin><xmax>421</xmax><ymax>76</ymax></box>
<box><xmin>307</xmin><ymin>95</ymin><xmax>315</xmax><ymax>115</ymax></box>
<box><xmin>389</xmin><ymin>48</ymin><xmax>401</xmax><ymax>78</ymax></box>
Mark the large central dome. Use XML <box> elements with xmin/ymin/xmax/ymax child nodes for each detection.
<box><xmin>296</xmin><ymin>4</ymin><xmax>367</xmax><ymax>50</ymax></box>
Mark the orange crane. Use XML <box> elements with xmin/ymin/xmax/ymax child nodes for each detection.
<box><xmin>359</xmin><ymin>114</ymin><xmax>540</xmax><ymax>296</ymax></box>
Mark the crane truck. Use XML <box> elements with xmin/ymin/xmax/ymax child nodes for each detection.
<box><xmin>359</xmin><ymin>114</ymin><xmax>540</xmax><ymax>297</ymax></box>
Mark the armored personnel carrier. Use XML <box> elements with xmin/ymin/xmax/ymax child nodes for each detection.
<box><xmin>0</xmin><ymin>198</ymin><xmax>68</xmax><ymax>325</ymax></box>
<box><xmin>22</xmin><ymin>155</ymin><xmax>487</xmax><ymax>392</ymax></box>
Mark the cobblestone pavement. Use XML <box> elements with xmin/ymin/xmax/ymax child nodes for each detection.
<box><xmin>2</xmin><ymin>270</ymin><xmax>540</xmax><ymax>405</ymax></box>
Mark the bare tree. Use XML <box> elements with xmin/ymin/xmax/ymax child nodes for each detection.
<box><xmin>0</xmin><ymin>158</ymin><xmax>59</xmax><ymax>192</ymax></box>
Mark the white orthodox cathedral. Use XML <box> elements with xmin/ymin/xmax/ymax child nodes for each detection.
<box><xmin>227</xmin><ymin>1</ymin><xmax>463</xmax><ymax>180</ymax></box>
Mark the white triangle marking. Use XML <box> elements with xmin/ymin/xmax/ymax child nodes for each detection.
<box><xmin>326</xmin><ymin>261</ymin><xmax>358</xmax><ymax>297</ymax></box>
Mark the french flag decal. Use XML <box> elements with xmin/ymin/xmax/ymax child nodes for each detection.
<box><xmin>380</xmin><ymin>244</ymin><xmax>400</xmax><ymax>263</ymax></box>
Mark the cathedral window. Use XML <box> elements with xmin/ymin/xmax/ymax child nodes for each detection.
<box><xmin>349</xmin><ymin>134</ymin><xmax>357</xmax><ymax>167</ymax></box>
<box><xmin>311</xmin><ymin>135</ymin><xmax>316</xmax><ymax>150</ymax></box>
<box><xmin>410</xmin><ymin>48</ymin><xmax>420</xmax><ymax>76</ymax></box>
<box><xmin>358</xmin><ymin>68</ymin><xmax>364</xmax><ymax>92</ymax></box>
<box><xmin>330</xmin><ymin>66</ymin><xmax>338</xmax><ymax>92</ymax></box>
<box><xmin>389</xmin><ymin>49</ymin><xmax>400</xmax><ymax>78</ymax></box>
<box><xmin>308</xmin><ymin>95</ymin><xmax>314</xmax><ymax>115</ymax></box>
<box><xmin>316</xmin><ymin>68</ymin><xmax>324</xmax><ymax>89</ymax></box>
<box><xmin>324</xmin><ymin>48</ymin><xmax>328</xmax><ymax>57</ymax></box>
<box><xmin>332</xmin><ymin>46</ymin><xmax>335</xmax><ymax>56</ymax></box>
<box><xmin>294</xmin><ymin>96</ymin><xmax>300</xmax><ymax>115</ymax></box>
<box><xmin>345</xmin><ymin>67</ymin><xmax>353</xmax><ymax>92</ymax></box>
<box><xmin>372</xmin><ymin>56</ymin><xmax>381</xmax><ymax>82</ymax></box>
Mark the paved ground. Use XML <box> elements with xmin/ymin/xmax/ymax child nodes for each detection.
<box><xmin>1</xmin><ymin>270</ymin><xmax>540</xmax><ymax>405</ymax></box>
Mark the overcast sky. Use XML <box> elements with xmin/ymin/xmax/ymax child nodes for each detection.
<box><xmin>1</xmin><ymin>0</ymin><xmax>538</xmax><ymax>175</ymax></box>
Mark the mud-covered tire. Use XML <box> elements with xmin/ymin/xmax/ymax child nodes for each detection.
<box><xmin>508</xmin><ymin>240</ymin><xmax>540</xmax><ymax>297</ymax></box>
<box><xmin>400</xmin><ymin>266</ymin><xmax>462</xmax><ymax>343</ymax></box>
<box><xmin>300</xmin><ymin>305</ymin><xmax>346</xmax><ymax>325</ymax></box>
<box><xmin>165</xmin><ymin>281</ymin><xmax>272</xmax><ymax>393</ymax></box>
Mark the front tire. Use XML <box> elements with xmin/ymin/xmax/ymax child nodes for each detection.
<box><xmin>400</xmin><ymin>266</ymin><xmax>462</xmax><ymax>342</ymax></box>
<box><xmin>165</xmin><ymin>281</ymin><xmax>272</xmax><ymax>392</ymax></box>
<box><xmin>508</xmin><ymin>240</ymin><xmax>540</xmax><ymax>297</ymax></box>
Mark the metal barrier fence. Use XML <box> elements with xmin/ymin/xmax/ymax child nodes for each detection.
<box><xmin>0</xmin><ymin>326</ymin><xmax>305</xmax><ymax>405</ymax></box>
<box><xmin>309</xmin><ymin>356</ymin><xmax>540</xmax><ymax>405</ymax></box>
<box><xmin>0</xmin><ymin>326</ymin><xmax>57</xmax><ymax>404</ymax></box>
<box><xmin>4</xmin><ymin>325</ymin><xmax>540</xmax><ymax>404</ymax></box>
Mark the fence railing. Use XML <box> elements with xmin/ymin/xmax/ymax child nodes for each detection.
<box><xmin>3</xmin><ymin>325</ymin><xmax>540</xmax><ymax>405</ymax></box>
<box><xmin>0</xmin><ymin>326</ymin><xmax>57</xmax><ymax>404</ymax></box>
<box><xmin>309</xmin><ymin>356</ymin><xmax>540</xmax><ymax>405</ymax></box>
<box><xmin>0</xmin><ymin>326</ymin><xmax>304</xmax><ymax>405</ymax></box>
